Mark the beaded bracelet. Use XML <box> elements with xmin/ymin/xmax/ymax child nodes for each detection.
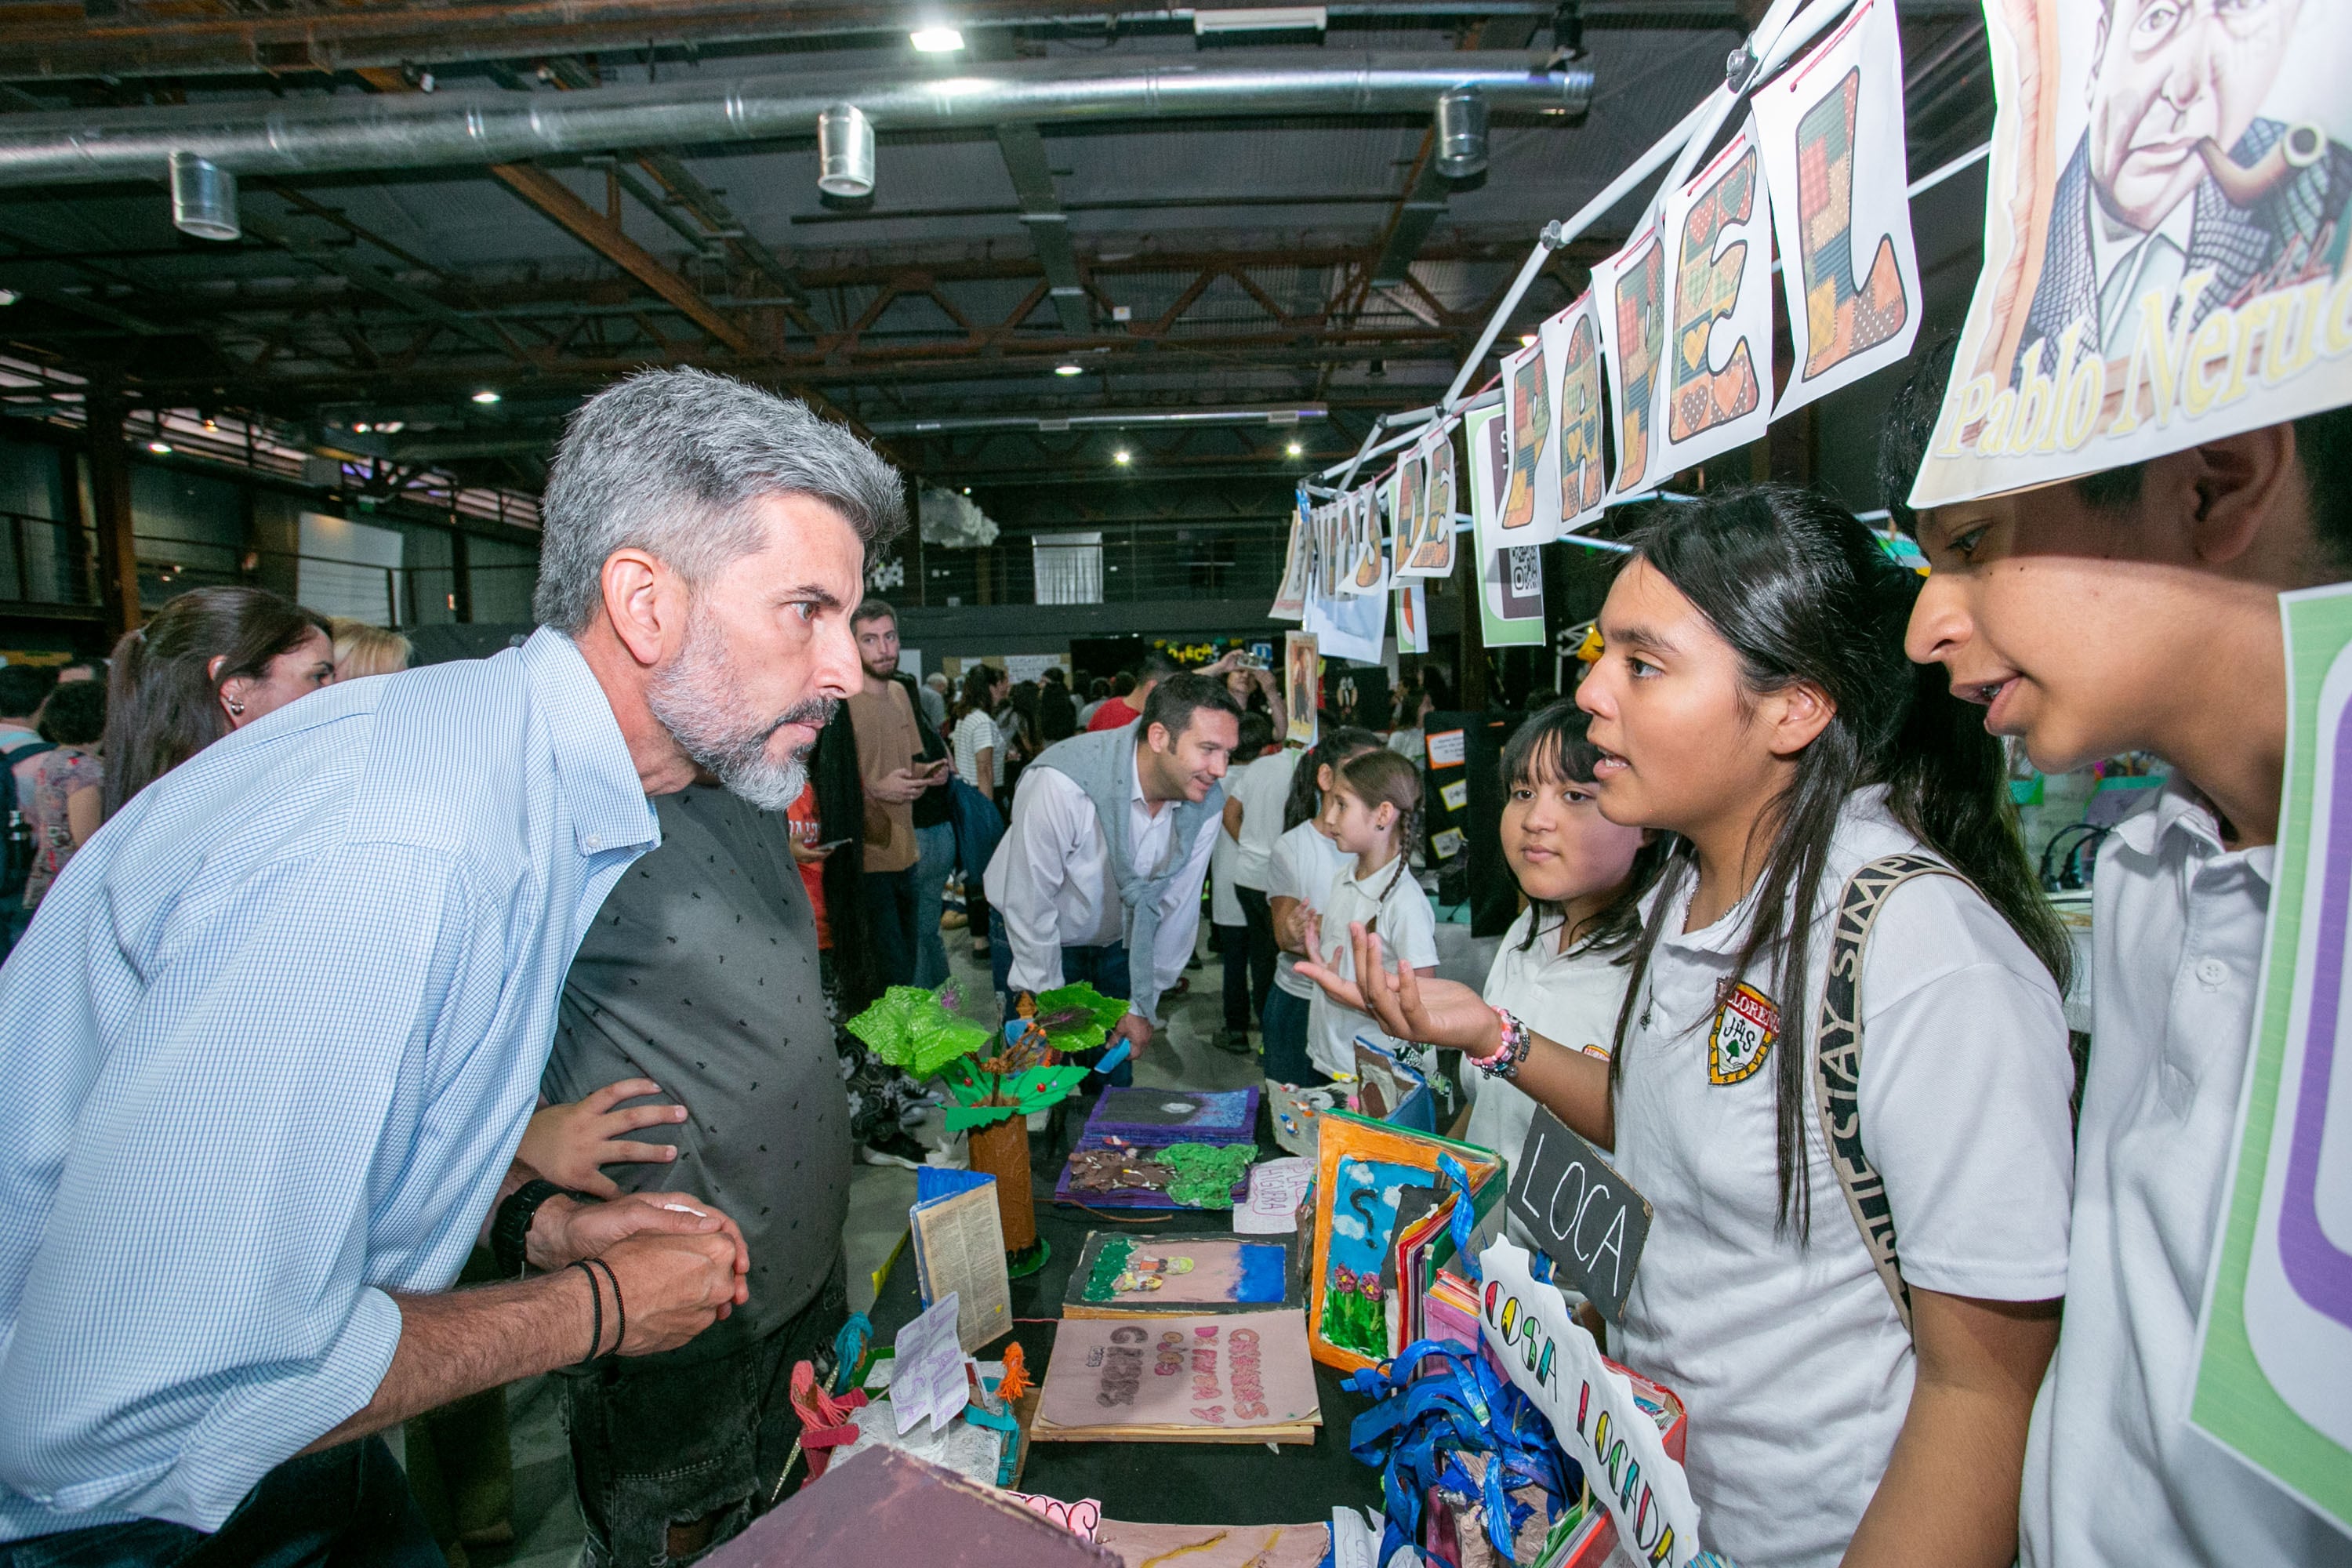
<box><xmin>1473</xmin><ymin>1007</ymin><xmax>1532</xmax><ymax>1081</ymax></box>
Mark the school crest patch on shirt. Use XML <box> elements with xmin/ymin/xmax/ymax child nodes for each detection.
<box><xmin>1709</xmin><ymin>982</ymin><xmax>1778</xmax><ymax>1084</ymax></box>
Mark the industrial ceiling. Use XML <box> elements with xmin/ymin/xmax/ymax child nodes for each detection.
<box><xmin>0</xmin><ymin>1</ymin><xmax>1994</xmax><ymax>539</ymax></box>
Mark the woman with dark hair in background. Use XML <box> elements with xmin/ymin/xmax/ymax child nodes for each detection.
<box><xmin>998</xmin><ymin>680</ymin><xmax>1043</xmax><ymax>804</ymax></box>
<box><xmin>949</xmin><ymin>664</ymin><xmax>1011</xmax><ymax>963</ymax></box>
<box><xmin>103</xmin><ymin>585</ymin><xmax>334</xmax><ymax>818</ymax></box>
<box><xmin>18</xmin><ymin>678</ymin><xmax>106</xmax><ymax>921</ymax></box>
<box><xmin>1303</xmin><ymin>485</ymin><xmax>2076</xmax><ymax>1568</ymax></box>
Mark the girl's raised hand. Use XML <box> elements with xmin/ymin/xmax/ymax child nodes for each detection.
<box><xmin>1296</xmin><ymin>922</ymin><xmax>1501</xmax><ymax>1057</ymax></box>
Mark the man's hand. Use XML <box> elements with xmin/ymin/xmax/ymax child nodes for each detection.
<box><xmin>869</xmin><ymin>766</ymin><xmax>935</xmax><ymax>804</ymax></box>
<box><xmin>517</xmin><ymin>1078</ymin><xmax>684</xmax><ymax>1198</ymax></box>
<box><xmin>529</xmin><ymin>1192</ymin><xmax>753</xmax><ymax>1290</ymax></box>
<box><xmin>597</xmin><ymin>1228</ymin><xmax>750</xmax><ymax>1355</ymax></box>
<box><xmin>1109</xmin><ymin>1011</ymin><xmax>1152</xmax><ymax>1060</ymax></box>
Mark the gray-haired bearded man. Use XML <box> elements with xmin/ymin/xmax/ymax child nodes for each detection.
<box><xmin>0</xmin><ymin>368</ymin><xmax>897</xmax><ymax>1564</ymax></box>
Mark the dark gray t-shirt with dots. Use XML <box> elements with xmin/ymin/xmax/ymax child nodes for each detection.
<box><xmin>545</xmin><ymin>781</ymin><xmax>848</xmax><ymax>1351</ymax></box>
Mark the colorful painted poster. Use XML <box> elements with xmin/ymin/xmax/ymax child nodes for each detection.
<box><xmin>1914</xmin><ymin>0</ymin><xmax>2352</xmax><ymax>509</ymax></box>
<box><xmin>1284</xmin><ymin>631</ymin><xmax>1319</xmax><ymax>748</ymax></box>
<box><xmin>1069</xmin><ymin>1234</ymin><xmax>1292</xmax><ymax>1310</ymax></box>
<box><xmin>1396</xmin><ymin>425</ymin><xmax>1458</xmax><ymax>578</ymax></box>
<box><xmin>1480</xmin><ymin>1240</ymin><xmax>1704</xmax><ymax>1568</ymax></box>
<box><xmin>1034</xmin><ymin>1314</ymin><xmax>1320</xmax><ymax>1434</ymax></box>
<box><xmin>1497</xmin><ymin>332</ymin><xmax>1563</xmax><ymax>543</ymax></box>
<box><xmin>1653</xmin><ymin>123</ymin><xmax>1777</xmax><ymax>480</ymax></box>
<box><xmin>1271</xmin><ymin>491</ymin><xmax>1313</xmax><ymax>622</ymax></box>
<box><xmin>1391</xmin><ymin>445</ymin><xmax>1426</xmax><ymax>577</ymax></box>
<box><xmin>2190</xmin><ymin>582</ymin><xmax>2352</xmax><ymax>1534</ymax></box>
<box><xmin>1593</xmin><ymin>214</ymin><xmax>1671</xmax><ymax>501</ymax></box>
<box><xmin>1540</xmin><ymin>291</ymin><xmax>1610</xmax><ymax>532</ymax></box>
<box><xmin>1464</xmin><ymin>402</ymin><xmax>1547</xmax><ymax>648</ymax></box>
<box><xmin>1751</xmin><ymin>0</ymin><xmax>1921</xmax><ymax>416</ymax></box>
<box><xmin>1395</xmin><ymin>576</ymin><xmax>1428</xmax><ymax>655</ymax></box>
<box><xmin>1348</xmin><ymin>483</ymin><xmax>1388</xmax><ymax>598</ymax></box>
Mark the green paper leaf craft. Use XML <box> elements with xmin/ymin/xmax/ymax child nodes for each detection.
<box><xmin>1159</xmin><ymin>1142</ymin><xmax>1258</xmax><ymax>1209</ymax></box>
<box><xmin>1026</xmin><ymin>983</ymin><xmax>1128</xmax><ymax>1052</ymax></box>
<box><xmin>844</xmin><ymin>984</ymin><xmax>993</xmax><ymax>1080</ymax></box>
<box><xmin>1005</xmin><ymin>1065</ymin><xmax>1091</xmax><ymax>1113</ymax></box>
<box><xmin>942</xmin><ymin>1101</ymin><xmax>1023</xmax><ymax>1132</ymax></box>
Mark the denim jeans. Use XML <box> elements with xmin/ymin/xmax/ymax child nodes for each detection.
<box><xmin>989</xmin><ymin>912</ymin><xmax>1134</xmax><ymax>1087</ymax></box>
<box><xmin>861</xmin><ymin>865</ymin><xmax>918</xmax><ymax>988</ymax></box>
<box><xmin>910</xmin><ymin>821</ymin><xmax>956</xmax><ymax>989</ymax></box>
<box><xmin>560</xmin><ymin>1260</ymin><xmax>848</xmax><ymax>1568</ymax></box>
<box><xmin>1261</xmin><ymin>985</ymin><xmax>1325</xmax><ymax>1085</ymax></box>
<box><xmin>1234</xmin><ymin>886</ymin><xmax>1280</xmax><ymax>1021</ymax></box>
<box><xmin>0</xmin><ymin>1439</ymin><xmax>439</xmax><ymax>1568</ymax></box>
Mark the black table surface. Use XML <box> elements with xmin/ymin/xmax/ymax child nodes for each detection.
<box><xmin>866</xmin><ymin>1092</ymin><xmax>1385</xmax><ymax>1526</ymax></box>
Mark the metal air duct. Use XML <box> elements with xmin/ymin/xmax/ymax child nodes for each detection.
<box><xmin>168</xmin><ymin>151</ymin><xmax>238</xmax><ymax>240</ymax></box>
<box><xmin>867</xmin><ymin>405</ymin><xmax>1327</xmax><ymax>436</ymax></box>
<box><xmin>0</xmin><ymin>52</ymin><xmax>1592</xmax><ymax>188</ymax></box>
<box><xmin>817</xmin><ymin>102</ymin><xmax>875</xmax><ymax>198</ymax></box>
<box><xmin>1433</xmin><ymin>88</ymin><xmax>1489</xmax><ymax>178</ymax></box>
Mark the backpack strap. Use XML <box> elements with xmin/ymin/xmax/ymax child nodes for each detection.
<box><xmin>1813</xmin><ymin>851</ymin><xmax>1965</xmax><ymax>1337</ymax></box>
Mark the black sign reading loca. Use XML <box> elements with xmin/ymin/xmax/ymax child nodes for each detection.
<box><xmin>1505</xmin><ymin>1106</ymin><xmax>1653</xmax><ymax>1323</ymax></box>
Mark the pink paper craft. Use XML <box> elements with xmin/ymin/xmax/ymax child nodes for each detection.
<box><xmin>1036</xmin><ymin>1313</ymin><xmax>1319</xmax><ymax>1432</ymax></box>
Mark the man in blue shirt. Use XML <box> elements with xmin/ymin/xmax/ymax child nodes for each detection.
<box><xmin>0</xmin><ymin>367</ymin><xmax>900</xmax><ymax>1564</ymax></box>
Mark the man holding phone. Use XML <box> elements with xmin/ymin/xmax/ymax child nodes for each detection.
<box><xmin>849</xmin><ymin>600</ymin><xmax>956</xmax><ymax>987</ymax></box>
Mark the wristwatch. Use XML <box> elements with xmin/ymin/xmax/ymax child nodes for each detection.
<box><xmin>492</xmin><ymin>1178</ymin><xmax>584</xmax><ymax>1276</ymax></box>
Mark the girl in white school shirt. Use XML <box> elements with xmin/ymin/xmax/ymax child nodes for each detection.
<box><xmin>1304</xmin><ymin>487</ymin><xmax>2078</xmax><ymax>1568</ymax></box>
<box><xmin>1461</xmin><ymin>701</ymin><xmax>1668</xmax><ymax>1166</ymax></box>
<box><xmin>1301</xmin><ymin>747</ymin><xmax>1439</xmax><ymax>1082</ymax></box>
<box><xmin>1261</xmin><ymin>727</ymin><xmax>1381</xmax><ymax>1083</ymax></box>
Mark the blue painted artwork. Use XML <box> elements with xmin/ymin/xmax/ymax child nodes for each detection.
<box><xmin>1322</xmin><ymin>1156</ymin><xmax>1425</xmax><ymax>1356</ymax></box>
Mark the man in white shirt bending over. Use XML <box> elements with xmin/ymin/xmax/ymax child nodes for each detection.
<box><xmin>984</xmin><ymin>673</ymin><xmax>1240</xmax><ymax>1085</ymax></box>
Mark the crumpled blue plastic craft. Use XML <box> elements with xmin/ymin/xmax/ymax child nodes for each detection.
<box><xmin>1333</xmin><ymin>1337</ymin><xmax>1574</xmax><ymax>1568</ymax></box>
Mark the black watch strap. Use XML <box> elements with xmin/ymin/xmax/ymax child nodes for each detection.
<box><xmin>492</xmin><ymin>1178</ymin><xmax>579</xmax><ymax>1276</ymax></box>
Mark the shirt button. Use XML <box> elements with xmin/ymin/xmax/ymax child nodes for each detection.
<box><xmin>2194</xmin><ymin>957</ymin><xmax>2228</xmax><ymax>988</ymax></box>
<box><xmin>585</xmin><ymin>834</ymin><xmax>604</xmax><ymax>851</ymax></box>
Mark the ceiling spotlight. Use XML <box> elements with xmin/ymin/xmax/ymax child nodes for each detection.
<box><xmin>377</xmin><ymin>420</ymin><xmax>405</xmax><ymax>434</ymax></box>
<box><xmin>201</xmin><ymin>417</ymin><xmax>217</xmax><ymax>431</ymax></box>
<box><xmin>1286</xmin><ymin>441</ymin><xmax>1303</xmax><ymax>457</ymax></box>
<box><xmin>910</xmin><ymin>25</ymin><xmax>965</xmax><ymax>51</ymax></box>
<box><xmin>1112</xmin><ymin>449</ymin><xmax>1132</xmax><ymax>466</ymax></box>
<box><xmin>147</xmin><ymin>441</ymin><xmax>172</xmax><ymax>454</ymax></box>
<box><xmin>0</xmin><ymin>289</ymin><xmax>18</xmax><ymax>307</ymax></box>
<box><xmin>353</xmin><ymin>422</ymin><xmax>372</xmax><ymax>434</ymax></box>
<box><xmin>471</xmin><ymin>389</ymin><xmax>502</xmax><ymax>405</ymax></box>
<box><xmin>1519</xmin><ymin>334</ymin><xmax>1537</xmax><ymax>347</ymax></box>
<box><xmin>1054</xmin><ymin>363</ymin><xmax>1083</xmax><ymax>377</ymax></box>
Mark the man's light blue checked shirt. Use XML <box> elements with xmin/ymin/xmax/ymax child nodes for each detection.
<box><xmin>0</xmin><ymin>628</ymin><xmax>659</xmax><ymax>1541</ymax></box>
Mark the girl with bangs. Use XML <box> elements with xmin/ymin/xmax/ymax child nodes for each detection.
<box><xmin>1301</xmin><ymin>485</ymin><xmax>2076</xmax><ymax>1568</ymax></box>
<box><xmin>1461</xmin><ymin>701</ymin><xmax>1669</xmax><ymax>1164</ymax></box>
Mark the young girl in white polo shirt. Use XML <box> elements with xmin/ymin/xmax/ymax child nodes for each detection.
<box><xmin>1303</xmin><ymin>486</ymin><xmax>2078</xmax><ymax>1568</ymax></box>
<box><xmin>1462</xmin><ymin>701</ymin><xmax>1667</xmax><ymax>1166</ymax></box>
<box><xmin>1304</xmin><ymin>747</ymin><xmax>1438</xmax><ymax>1083</ymax></box>
<box><xmin>1263</xmin><ymin>727</ymin><xmax>1380</xmax><ymax>1084</ymax></box>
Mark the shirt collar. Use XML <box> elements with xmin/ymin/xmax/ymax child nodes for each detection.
<box><xmin>2115</xmin><ymin>776</ymin><xmax>2275</xmax><ymax>889</ymax></box>
<box><xmin>518</xmin><ymin>627</ymin><xmax>661</xmax><ymax>859</ymax></box>
<box><xmin>2089</xmin><ymin>186</ymin><xmax>2194</xmax><ymax>290</ymax></box>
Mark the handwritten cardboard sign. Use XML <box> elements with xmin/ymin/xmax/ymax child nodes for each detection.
<box><xmin>1506</xmin><ymin>1108</ymin><xmax>1652</xmax><ymax>1324</ymax></box>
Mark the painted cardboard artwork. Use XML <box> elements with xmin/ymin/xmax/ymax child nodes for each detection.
<box><xmin>1072</xmin><ymin>1235</ymin><xmax>1290</xmax><ymax>1309</ymax></box>
<box><xmin>1320</xmin><ymin>1157</ymin><xmax>1428</xmax><ymax>1360</ymax></box>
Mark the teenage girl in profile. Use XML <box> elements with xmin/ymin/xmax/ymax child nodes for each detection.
<box><xmin>1301</xmin><ymin>747</ymin><xmax>1438</xmax><ymax>1083</ymax></box>
<box><xmin>1302</xmin><ymin>485</ymin><xmax>2077</xmax><ymax>1568</ymax></box>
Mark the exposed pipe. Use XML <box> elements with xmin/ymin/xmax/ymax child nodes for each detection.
<box><xmin>867</xmin><ymin>405</ymin><xmax>1327</xmax><ymax>436</ymax></box>
<box><xmin>0</xmin><ymin>51</ymin><xmax>1592</xmax><ymax>189</ymax></box>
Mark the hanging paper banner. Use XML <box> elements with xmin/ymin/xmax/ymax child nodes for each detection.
<box><xmin>1271</xmin><ymin>489</ymin><xmax>1312</xmax><ymax>621</ymax></box>
<box><xmin>1283</xmin><ymin>631</ymin><xmax>1320</xmax><ymax>748</ymax></box>
<box><xmin>1397</xmin><ymin>423</ymin><xmax>1459</xmax><ymax>578</ymax></box>
<box><xmin>1392</xmin><ymin>443</ymin><xmax>1427</xmax><ymax>575</ymax></box>
<box><xmin>1395</xmin><ymin>577</ymin><xmax>1428</xmax><ymax>655</ymax></box>
<box><xmin>1305</xmin><ymin>569</ymin><xmax>1388</xmax><ymax>663</ymax></box>
<box><xmin>1465</xmin><ymin>401</ymin><xmax>1547</xmax><ymax>648</ymax></box>
<box><xmin>1314</xmin><ymin>500</ymin><xmax>1342</xmax><ymax>603</ymax></box>
<box><xmin>1479</xmin><ymin>1240</ymin><xmax>1705</xmax><ymax>1568</ymax></box>
<box><xmin>2190</xmin><ymin>582</ymin><xmax>2352</xmax><ymax>1535</ymax></box>
<box><xmin>1540</xmin><ymin>292</ymin><xmax>1610</xmax><ymax>533</ymax></box>
<box><xmin>1912</xmin><ymin>0</ymin><xmax>2352</xmax><ymax>509</ymax></box>
<box><xmin>1652</xmin><ymin>123</ymin><xmax>1777</xmax><ymax>479</ymax></box>
<box><xmin>1341</xmin><ymin>483</ymin><xmax>1388</xmax><ymax>599</ymax></box>
<box><xmin>1497</xmin><ymin>332</ymin><xmax>1564</xmax><ymax>544</ymax></box>
<box><xmin>1594</xmin><ymin>213</ymin><xmax>1670</xmax><ymax>502</ymax></box>
<box><xmin>1751</xmin><ymin>0</ymin><xmax>1921</xmax><ymax>416</ymax></box>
